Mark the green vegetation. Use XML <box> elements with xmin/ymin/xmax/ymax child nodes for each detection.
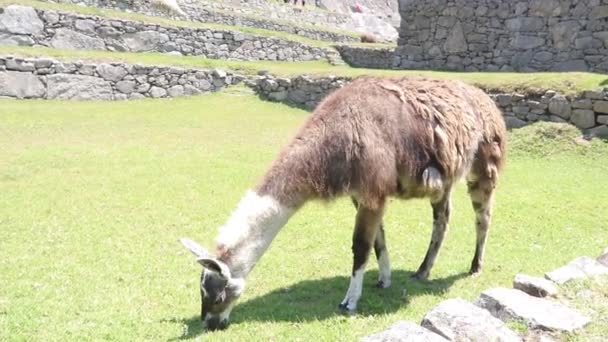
<box><xmin>562</xmin><ymin>277</ymin><xmax>608</xmax><ymax>341</ymax></box>
<box><xmin>1</xmin><ymin>91</ymin><xmax>607</xmax><ymax>341</ymax></box>
<box><xmin>3</xmin><ymin>45</ymin><xmax>608</xmax><ymax>94</ymax></box>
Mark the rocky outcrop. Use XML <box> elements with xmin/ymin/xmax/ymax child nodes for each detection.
<box><xmin>53</xmin><ymin>0</ymin><xmax>360</xmax><ymax>43</ymax></box>
<box><xmin>0</xmin><ymin>56</ymin><xmax>242</xmax><ymax>100</ymax></box>
<box><xmin>360</xmin><ymin>321</ymin><xmax>447</xmax><ymax>342</ymax></box>
<box><xmin>0</xmin><ymin>5</ymin><xmax>342</xmax><ymax>63</ymax></box>
<box><xmin>396</xmin><ymin>0</ymin><xmax>608</xmax><ymax>72</ymax></box>
<box><xmin>545</xmin><ymin>257</ymin><xmax>608</xmax><ymax>285</ymax></box>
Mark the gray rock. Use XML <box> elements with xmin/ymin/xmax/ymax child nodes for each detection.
<box><xmin>476</xmin><ymin>288</ymin><xmax>590</xmax><ymax>332</ymax></box>
<box><xmin>5</xmin><ymin>59</ymin><xmax>35</xmax><ymax>72</ymax></box>
<box><xmin>122</xmin><ymin>31</ymin><xmax>169</xmax><ymax>52</ymax></box>
<box><xmin>571</xmin><ymin>109</ymin><xmax>596</xmax><ymax>129</ymax></box>
<box><xmin>0</xmin><ymin>32</ymin><xmax>35</xmax><ymax>46</ymax></box>
<box><xmin>571</xmin><ymin>99</ymin><xmax>592</xmax><ymax>110</ymax></box>
<box><xmin>421</xmin><ymin>298</ymin><xmax>521</xmax><ymax>342</ymax></box>
<box><xmin>96</xmin><ymin>64</ymin><xmax>127</xmax><ymax>82</ymax></box>
<box><xmin>115</xmin><ymin>80</ymin><xmax>136</xmax><ymax>94</ymax></box>
<box><xmin>593</xmin><ymin>101</ymin><xmax>608</xmax><ymax>114</ymax></box>
<box><xmin>47</xmin><ymin>74</ymin><xmax>113</xmax><ymax>100</ymax></box>
<box><xmin>598</xmin><ymin>248</ymin><xmax>608</xmax><ymax>267</ymax></box>
<box><xmin>50</xmin><ymin>28</ymin><xmax>105</xmax><ymax>50</ymax></box>
<box><xmin>513</xmin><ymin>274</ymin><xmax>558</xmax><ymax>298</ymax></box>
<box><xmin>360</xmin><ymin>321</ymin><xmax>447</xmax><ymax>342</ymax></box>
<box><xmin>545</xmin><ymin>256</ymin><xmax>608</xmax><ymax>284</ymax></box>
<box><xmin>184</xmin><ymin>84</ymin><xmax>202</xmax><ymax>96</ymax></box>
<box><xmin>511</xmin><ymin>36</ymin><xmax>545</xmax><ymax>49</ymax></box>
<box><xmin>443</xmin><ymin>21</ymin><xmax>467</xmax><ymax>53</ymax></box>
<box><xmin>587</xmin><ymin>125</ymin><xmax>608</xmax><ymax>138</ymax></box>
<box><xmin>505</xmin><ymin>116</ymin><xmax>527</xmax><ymax>129</ymax></box>
<box><xmin>167</xmin><ymin>85</ymin><xmax>184</xmax><ymax>97</ymax></box>
<box><xmin>269</xmin><ymin>90</ymin><xmax>288</xmax><ymax>101</ymax></box>
<box><xmin>505</xmin><ymin>17</ymin><xmax>544</xmax><ymax>32</ymax></box>
<box><xmin>584</xmin><ymin>91</ymin><xmax>604</xmax><ymax>100</ymax></box>
<box><xmin>149</xmin><ymin>86</ymin><xmax>167</xmax><ymax>98</ymax></box>
<box><xmin>598</xmin><ymin>115</ymin><xmax>608</xmax><ymax>125</ymax></box>
<box><xmin>0</xmin><ymin>71</ymin><xmax>45</xmax><ymax>98</ymax></box>
<box><xmin>554</xmin><ymin>60</ymin><xmax>587</xmax><ymax>72</ymax></box>
<box><xmin>0</xmin><ymin>5</ymin><xmax>43</xmax><ymax>35</ymax></box>
<box><xmin>548</xmin><ymin>95</ymin><xmax>571</xmax><ymax>119</ymax></box>
<box><xmin>74</xmin><ymin>19</ymin><xmax>97</xmax><ymax>34</ymax></box>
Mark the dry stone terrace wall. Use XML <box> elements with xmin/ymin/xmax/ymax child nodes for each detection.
<box><xmin>0</xmin><ymin>5</ymin><xmax>341</xmax><ymax>63</ymax></box>
<box><xmin>396</xmin><ymin>0</ymin><xmax>608</xmax><ymax>72</ymax></box>
<box><xmin>52</xmin><ymin>0</ymin><xmax>359</xmax><ymax>43</ymax></box>
<box><xmin>252</xmin><ymin>75</ymin><xmax>608</xmax><ymax>137</ymax></box>
<box><xmin>335</xmin><ymin>45</ymin><xmax>395</xmax><ymax>69</ymax></box>
<box><xmin>0</xmin><ymin>56</ymin><xmax>242</xmax><ymax>100</ymax></box>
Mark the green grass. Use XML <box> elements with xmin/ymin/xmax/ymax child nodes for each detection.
<box><xmin>2</xmin><ymin>0</ymin><xmax>339</xmax><ymax>48</ymax></box>
<box><xmin>3</xmin><ymin>45</ymin><xmax>608</xmax><ymax>94</ymax></box>
<box><xmin>1</xmin><ymin>91</ymin><xmax>607</xmax><ymax>341</ymax></box>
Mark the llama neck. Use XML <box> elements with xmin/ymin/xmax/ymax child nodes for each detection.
<box><xmin>215</xmin><ymin>190</ymin><xmax>297</xmax><ymax>279</ymax></box>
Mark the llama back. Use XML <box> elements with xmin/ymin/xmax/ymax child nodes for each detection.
<box><xmin>257</xmin><ymin>76</ymin><xmax>507</xmax><ymax>207</ymax></box>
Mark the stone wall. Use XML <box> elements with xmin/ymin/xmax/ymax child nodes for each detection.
<box><xmin>0</xmin><ymin>56</ymin><xmax>242</xmax><ymax>100</ymax></box>
<box><xmin>335</xmin><ymin>45</ymin><xmax>395</xmax><ymax>69</ymax></box>
<box><xmin>252</xmin><ymin>75</ymin><xmax>608</xmax><ymax>137</ymax></box>
<box><xmin>53</xmin><ymin>0</ymin><xmax>360</xmax><ymax>43</ymax></box>
<box><xmin>395</xmin><ymin>0</ymin><xmax>608</xmax><ymax>72</ymax></box>
<box><xmin>0</xmin><ymin>5</ymin><xmax>341</xmax><ymax>63</ymax></box>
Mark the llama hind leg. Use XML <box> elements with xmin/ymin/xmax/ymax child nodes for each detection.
<box><xmin>339</xmin><ymin>203</ymin><xmax>385</xmax><ymax>313</ymax></box>
<box><xmin>412</xmin><ymin>187</ymin><xmax>452</xmax><ymax>280</ymax></box>
<box><xmin>373</xmin><ymin>224</ymin><xmax>391</xmax><ymax>288</ymax></box>
<box><xmin>351</xmin><ymin>197</ymin><xmax>391</xmax><ymax>289</ymax></box>
<box><xmin>467</xmin><ymin>179</ymin><xmax>495</xmax><ymax>275</ymax></box>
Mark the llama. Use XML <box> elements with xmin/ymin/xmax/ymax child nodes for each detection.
<box><xmin>180</xmin><ymin>76</ymin><xmax>507</xmax><ymax>330</ymax></box>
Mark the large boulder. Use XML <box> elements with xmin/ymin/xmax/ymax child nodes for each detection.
<box><xmin>0</xmin><ymin>5</ymin><xmax>43</xmax><ymax>35</ymax></box>
<box><xmin>96</xmin><ymin>64</ymin><xmax>127</xmax><ymax>82</ymax></box>
<box><xmin>422</xmin><ymin>298</ymin><xmax>522</xmax><ymax>342</ymax></box>
<box><xmin>46</xmin><ymin>74</ymin><xmax>113</xmax><ymax>100</ymax></box>
<box><xmin>0</xmin><ymin>71</ymin><xmax>45</xmax><ymax>98</ymax></box>
<box><xmin>50</xmin><ymin>29</ymin><xmax>106</xmax><ymax>50</ymax></box>
<box><xmin>360</xmin><ymin>321</ymin><xmax>447</xmax><ymax>342</ymax></box>
<box><xmin>476</xmin><ymin>288</ymin><xmax>590</xmax><ymax>332</ymax></box>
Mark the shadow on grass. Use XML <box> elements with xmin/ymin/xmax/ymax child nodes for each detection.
<box><xmin>169</xmin><ymin>269</ymin><xmax>467</xmax><ymax>339</ymax></box>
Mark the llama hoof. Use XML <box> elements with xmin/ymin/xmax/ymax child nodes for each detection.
<box><xmin>468</xmin><ymin>268</ymin><xmax>482</xmax><ymax>277</ymax></box>
<box><xmin>374</xmin><ymin>280</ymin><xmax>391</xmax><ymax>289</ymax></box>
<box><xmin>411</xmin><ymin>271</ymin><xmax>429</xmax><ymax>281</ymax></box>
<box><xmin>338</xmin><ymin>303</ymin><xmax>357</xmax><ymax>315</ymax></box>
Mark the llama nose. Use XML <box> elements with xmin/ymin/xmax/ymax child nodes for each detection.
<box><xmin>205</xmin><ymin>316</ymin><xmax>229</xmax><ymax>331</ymax></box>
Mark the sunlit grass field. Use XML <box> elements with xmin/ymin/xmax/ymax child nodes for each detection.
<box><xmin>1</xmin><ymin>90</ymin><xmax>607</xmax><ymax>341</ymax></box>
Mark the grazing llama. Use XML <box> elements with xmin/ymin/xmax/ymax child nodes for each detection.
<box><xmin>180</xmin><ymin>76</ymin><xmax>507</xmax><ymax>330</ymax></box>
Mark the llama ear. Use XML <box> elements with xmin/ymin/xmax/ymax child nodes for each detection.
<box><xmin>198</xmin><ymin>257</ymin><xmax>232</xmax><ymax>280</ymax></box>
<box><xmin>179</xmin><ymin>238</ymin><xmax>210</xmax><ymax>258</ymax></box>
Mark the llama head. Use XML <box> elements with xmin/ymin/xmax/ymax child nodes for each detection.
<box><xmin>180</xmin><ymin>238</ymin><xmax>245</xmax><ymax>331</ymax></box>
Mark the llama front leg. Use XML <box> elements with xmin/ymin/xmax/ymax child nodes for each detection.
<box><xmin>339</xmin><ymin>204</ymin><xmax>384</xmax><ymax>313</ymax></box>
<box><xmin>412</xmin><ymin>188</ymin><xmax>452</xmax><ymax>280</ymax></box>
<box><xmin>468</xmin><ymin>179</ymin><xmax>495</xmax><ymax>275</ymax></box>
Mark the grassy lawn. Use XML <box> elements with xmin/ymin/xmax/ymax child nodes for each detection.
<box><xmin>3</xmin><ymin>45</ymin><xmax>608</xmax><ymax>95</ymax></box>
<box><xmin>1</xmin><ymin>90</ymin><xmax>607</xmax><ymax>341</ymax></box>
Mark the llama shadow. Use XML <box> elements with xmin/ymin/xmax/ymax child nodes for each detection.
<box><xmin>169</xmin><ymin>270</ymin><xmax>467</xmax><ymax>339</ymax></box>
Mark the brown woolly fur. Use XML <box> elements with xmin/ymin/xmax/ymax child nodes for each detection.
<box><xmin>360</xmin><ymin>33</ymin><xmax>378</xmax><ymax>43</ymax></box>
<box><xmin>256</xmin><ymin>76</ymin><xmax>507</xmax><ymax>210</ymax></box>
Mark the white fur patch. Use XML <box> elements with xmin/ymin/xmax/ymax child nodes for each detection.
<box><xmin>377</xmin><ymin>250</ymin><xmax>391</xmax><ymax>288</ymax></box>
<box><xmin>216</xmin><ymin>190</ymin><xmax>294</xmax><ymax>277</ymax></box>
<box><xmin>341</xmin><ymin>266</ymin><xmax>366</xmax><ymax>311</ymax></box>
